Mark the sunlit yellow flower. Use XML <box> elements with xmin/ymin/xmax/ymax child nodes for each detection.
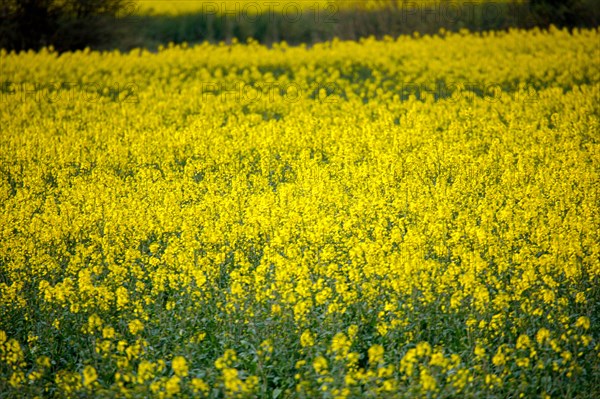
<box><xmin>172</xmin><ymin>356</ymin><xmax>189</xmax><ymax>377</ymax></box>
<box><xmin>128</xmin><ymin>319</ymin><xmax>144</xmax><ymax>335</ymax></box>
<box><xmin>536</xmin><ymin>328</ymin><xmax>551</xmax><ymax>345</ymax></box>
<box><xmin>313</xmin><ymin>356</ymin><xmax>328</xmax><ymax>375</ymax></box>
<box><xmin>300</xmin><ymin>330</ymin><xmax>314</xmax><ymax>348</ymax></box>
<box><xmin>492</xmin><ymin>348</ymin><xmax>507</xmax><ymax>367</ymax></box>
<box><xmin>575</xmin><ymin>316</ymin><xmax>590</xmax><ymax>330</ymax></box>
<box><xmin>191</xmin><ymin>377</ymin><xmax>210</xmax><ymax>394</ymax></box>
<box><xmin>419</xmin><ymin>368</ymin><xmax>437</xmax><ymax>392</ymax></box>
<box><xmin>83</xmin><ymin>366</ymin><xmax>98</xmax><ymax>387</ymax></box>
<box><xmin>165</xmin><ymin>375</ymin><xmax>181</xmax><ymax>397</ymax></box>
<box><xmin>368</xmin><ymin>344</ymin><xmax>384</xmax><ymax>365</ymax></box>
<box><xmin>102</xmin><ymin>327</ymin><xmax>115</xmax><ymax>340</ymax></box>
<box><xmin>516</xmin><ymin>334</ymin><xmax>531</xmax><ymax>350</ymax></box>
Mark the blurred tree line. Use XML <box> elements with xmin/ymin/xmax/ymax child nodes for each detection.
<box><xmin>0</xmin><ymin>0</ymin><xmax>598</xmax><ymax>52</ymax></box>
<box><xmin>0</xmin><ymin>0</ymin><xmax>134</xmax><ymax>51</ymax></box>
<box><xmin>530</xmin><ymin>0</ymin><xmax>595</xmax><ymax>26</ymax></box>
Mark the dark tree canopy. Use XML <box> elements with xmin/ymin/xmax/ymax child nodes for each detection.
<box><xmin>0</xmin><ymin>0</ymin><xmax>134</xmax><ymax>52</ymax></box>
<box><xmin>529</xmin><ymin>0</ymin><xmax>590</xmax><ymax>26</ymax></box>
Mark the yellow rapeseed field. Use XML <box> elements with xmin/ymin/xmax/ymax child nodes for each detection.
<box><xmin>1</xmin><ymin>27</ymin><xmax>599</xmax><ymax>397</ymax></box>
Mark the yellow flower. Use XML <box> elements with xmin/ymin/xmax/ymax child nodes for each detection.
<box><xmin>536</xmin><ymin>328</ymin><xmax>551</xmax><ymax>345</ymax></box>
<box><xmin>575</xmin><ymin>316</ymin><xmax>590</xmax><ymax>330</ymax></box>
<box><xmin>215</xmin><ymin>349</ymin><xmax>238</xmax><ymax>370</ymax></box>
<box><xmin>82</xmin><ymin>366</ymin><xmax>97</xmax><ymax>387</ymax></box>
<box><xmin>165</xmin><ymin>375</ymin><xmax>181</xmax><ymax>397</ymax></box>
<box><xmin>128</xmin><ymin>319</ymin><xmax>144</xmax><ymax>335</ymax></box>
<box><xmin>492</xmin><ymin>348</ymin><xmax>507</xmax><ymax>367</ymax></box>
<box><xmin>419</xmin><ymin>368</ymin><xmax>437</xmax><ymax>392</ymax></box>
<box><xmin>191</xmin><ymin>378</ymin><xmax>210</xmax><ymax>394</ymax></box>
<box><xmin>416</xmin><ymin>342</ymin><xmax>432</xmax><ymax>358</ymax></box>
<box><xmin>244</xmin><ymin>375</ymin><xmax>260</xmax><ymax>393</ymax></box>
<box><xmin>116</xmin><ymin>286</ymin><xmax>129</xmax><ymax>309</ymax></box>
<box><xmin>36</xmin><ymin>356</ymin><xmax>51</xmax><ymax>368</ymax></box>
<box><xmin>347</xmin><ymin>325</ymin><xmax>359</xmax><ymax>340</ymax></box>
<box><xmin>330</xmin><ymin>332</ymin><xmax>350</xmax><ymax>359</ymax></box>
<box><xmin>137</xmin><ymin>360</ymin><xmax>156</xmax><ymax>383</ymax></box>
<box><xmin>474</xmin><ymin>344</ymin><xmax>486</xmax><ymax>358</ymax></box>
<box><xmin>9</xmin><ymin>371</ymin><xmax>25</xmax><ymax>388</ymax></box>
<box><xmin>368</xmin><ymin>344</ymin><xmax>384</xmax><ymax>364</ymax></box>
<box><xmin>300</xmin><ymin>330</ymin><xmax>314</xmax><ymax>348</ymax></box>
<box><xmin>222</xmin><ymin>367</ymin><xmax>242</xmax><ymax>393</ymax></box>
<box><xmin>485</xmin><ymin>374</ymin><xmax>502</xmax><ymax>389</ymax></box>
<box><xmin>172</xmin><ymin>356</ymin><xmax>189</xmax><ymax>377</ymax></box>
<box><xmin>516</xmin><ymin>334</ymin><xmax>531</xmax><ymax>350</ymax></box>
<box><xmin>102</xmin><ymin>326</ymin><xmax>115</xmax><ymax>339</ymax></box>
<box><xmin>429</xmin><ymin>351</ymin><xmax>447</xmax><ymax>368</ymax></box>
<box><xmin>313</xmin><ymin>356</ymin><xmax>328</xmax><ymax>375</ymax></box>
<box><xmin>86</xmin><ymin>314</ymin><xmax>103</xmax><ymax>334</ymax></box>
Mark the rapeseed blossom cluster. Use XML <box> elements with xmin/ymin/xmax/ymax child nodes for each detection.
<box><xmin>1</xmin><ymin>27</ymin><xmax>599</xmax><ymax>397</ymax></box>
